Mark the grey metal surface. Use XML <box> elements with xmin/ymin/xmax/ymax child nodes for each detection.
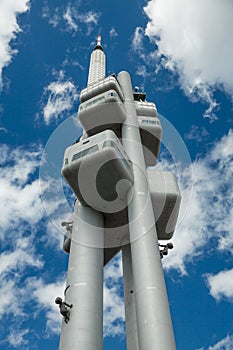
<box><xmin>78</xmin><ymin>89</ymin><xmax>126</xmax><ymax>137</ymax></box>
<box><xmin>62</xmin><ymin>129</ymin><xmax>133</xmax><ymax>212</ymax></box>
<box><xmin>138</xmin><ymin>116</ymin><xmax>162</xmax><ymax>166</ymax></box>
<box><xmin>148</xmin><ymin>170</ymin><xmax>181</xmax><ymax>240</ymax></box>
<box><xmin>118</xmin><ymin>71</ymin><xmax>176</xmax><ymax>350</ymax></box>
<box><xmin>87</xmin><ymin>39</ymin><xmax>106</xmax><ymax>86</ymax></box>
<box><xmin>135</xmin><ymin>100</ymin><xmax>158</xmax><ymax>118</ymax></box>
<box><xmin>80</xmin><ymin>75</ymin><xmax>124</xmax><ymax>103</ymax></box>
<box><xmin>122</xmin><ymin>244</ymin><xmax>139</xmax><ymax>350</ymax></box>
<box><xmin>59</xmin><ymin>204</ymin><xmax>104</xmax><ymax>350</ymax></box>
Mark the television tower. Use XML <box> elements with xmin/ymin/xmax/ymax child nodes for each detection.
<box><xmin>58</xmin><ymin>36</ymin><xmax>181</xmax><ymax>350</ymax></box>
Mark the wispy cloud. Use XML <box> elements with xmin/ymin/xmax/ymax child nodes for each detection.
<box><xmin>78</xmin><ymin>11</ymin><xmax>99</xmax><ymax>25</ymax></box>
<box><xmin>7</xmin><ymin>327</ymin><xmax>30</xmax><ymax>348</ymax></box>
<box><xmin>110</xmin><ymin>27</ymin><xmax>118</xmax><ymax>38</ymax></box>
<box><xmin>185</xmin><ymin>125</ymin><xmax>209</xmax><ymax>142</ymax></box>
<box><xmin>132</xmin><ymin>27</ymin><xmax>144</xmax><ymax>52</ymax></box>
<box><xmin>42</xmin><ymin>3</ymin><xmax>99</xmax><ymax>34</ymax></box>
<box><xmin>63</xmin><ymin>6</ymin><xmax>78</xmax><ymax>31</ymax></box>
<box><xmin>0</xmin><ymin>127</ymin><xmax>8</xmax><ymax>133</ymax></box>
<box><xmin>42</xmin><ymin>4</ymin><xmax>60</xmax><ymax>28</ymax></box>
<box><xmin>42</xmin><ymin>71</ymin><xmax>78</xmax><ymax>124</ymax></box>
<box><xmin>143</xmin><ymin>0</ymin><xmax>233</xmax><ymax>120</ymax></box>
<box><xmin>197</xmin><ymin>334</ymin><xmax>233</xmax><ymax>350</ymax></box>
<box><xmin>131</xmin><ymin>27</ymin><xmax>151</xmax><ymax>82</ymax></box>
<box><xmin>0</xmin><ymin>0</ymin><xmax>30</xmax><ymax>89</ymax></box>
<box><xmin>7</xmin><ymin>328</ymin><xmax>29</xmax><ymax>348</ymax></box>
<box><xmin>162</xmin><ymin>129</ymin><xmax>233</xmax><ymax>274</ymax></box>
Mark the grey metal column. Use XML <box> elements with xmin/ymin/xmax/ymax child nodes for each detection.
<box><xmin>118</xmin><ymin>71</ymin><xmax>176</xmax><ymax>350</ymax></box>
<box><xmin>59</xmin><ymin>204</ymin><xmax>104</xmax><ymax>350</ymax></box>
<box><xmin>122</xmin><ymin>244</ymin><xmax>139</xmax><ymax>350</ymax></box>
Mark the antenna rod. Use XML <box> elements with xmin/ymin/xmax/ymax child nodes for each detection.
<box><xmin>97</xmin><ymin>35</ymin><xmax>101</xmax><ymax>46</ymax></box>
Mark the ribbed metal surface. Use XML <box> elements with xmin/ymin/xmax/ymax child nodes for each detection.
<box><xmin>87</xmin><ymin>48</ymin><xmax>106</xmax><ymax>86</ymax></box>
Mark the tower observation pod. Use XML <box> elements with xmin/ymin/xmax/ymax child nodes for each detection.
<box><xmin>62</xmin><ymin>129</ymin><xmax>134</xmax><ymax>213</ymax></box>
<box><xmin>58</xmin><ymin>37</ymin><xmax>181</xmax><ymax>350</ymax></box>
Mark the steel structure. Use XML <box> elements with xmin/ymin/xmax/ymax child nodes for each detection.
<box><xmin>58</xmin><ymin>37</ymin><xmax>181</xmax><ymax>350</ymax></box>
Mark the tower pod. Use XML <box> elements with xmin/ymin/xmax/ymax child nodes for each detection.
<box><xmin>78</xmin><ymin>89</ymin><xmax>126</xmax><ymax>138</ymax></box>
<box><xmin>103</xmin><ymin>170</ymin><xmax>181</xmax><ymax>262</ymax></box>
<box><xmin>135</xmin><ymin>100</ymin><xmax>158</xmax><ymax>118</ymax></box>
<box><xmin>80</xmin><ymin>75</ymin><xmax>124</xmax><ymax>103</ymax></box>
<box><xmin>148</xmin><ymin>169</ymin><xmax>181</xmax><ymax>240</ymax></box>
<box><xmin>138</xmin><ymin>116</ymin><xmax>162</xmax><ymax>166</ymax></box>
<box><xmin>62</xmin><ymin>130</ymin><xmax>134</xmax><ymax>213</ymax></box>
<box><xmin>135</xmin><ymin>100</ymin><xmax>162</xmax><ymax>166</ymax></box>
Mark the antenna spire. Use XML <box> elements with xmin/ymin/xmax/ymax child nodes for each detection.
<box><xmin>97</xmin><ymin>35</ymin><xmax>101</xmax><ymax>47</ymax></box>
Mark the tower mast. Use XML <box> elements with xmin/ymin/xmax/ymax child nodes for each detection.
<box><xmin>87</xmin><ymin>35</ymin><xmax>106</xmax><ymax>86</ymax></box>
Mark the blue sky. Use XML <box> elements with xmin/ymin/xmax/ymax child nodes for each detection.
<box><xmin>0</xmin><ymin>0</ymin><xmax>233</xmax><ymax>349</ymax></box>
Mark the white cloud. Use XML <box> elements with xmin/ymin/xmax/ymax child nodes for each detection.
<box><xmin>110</xmin><ymin>27</ymin><xmax>118</xmax><ymax>38</ymax></box>
<box><xmin>63</xmin><ymin>6</ymin><xmax>78</xmax><ymax>31</ymax></box>
<box><xmin>132</xmin><ymin>27</ymin><xmax>144</xmax><ymax>52</ymax></box>
<box><xmin>131</xmin><ymin>27</ymin><xmax>152</xmax><ymax>80</ymax></box>
<box><xmin>42</xmin><ymin>72</ymin><xmax>78</xmax><ymax>124</ymax></box>
<box><xmin>144</xmin><ymin>0</ymin><xmax>233</xmax><ymax>120</ymax></box>
<box><xmin>206</xmin><ymin>269</ymin><xmax>233</xmax><ymax>302</ymax></box>
<box><xmin>0</xmin><ymin>239</ymin><xmax>42</xmax><ymax>276</ymax></box>
<box><xmin>7</xmin><ymin>328</ymin><xmax>29</xmax><ymax>347</ymax></box>
<box><xmin>0</xmin><ymin>143</ymin><xmax>67</xmax><ymax>248</ymax></box>
<box><xmin>0</xmin><ymin>143</ymin><xmax>70</xmax><ymax>345</ymax></box>
<box><xmin>0</xmin><ymin>144</ymin><xmax>51</xmax><ymax>333</ymax></box>
<box><xmin>29</xmin><ymin>278</ymin><xmax>65</xmax><ymax>334</ymax></box>
<box><xmin>197</xmin><ymin>334</ymin><xmax>233</xmax><ymax>350</ymax></box>
<box><xmin>0</xmin><ymin>281</ymin><xmax>19</xmax><ymax>318</ymax></box>
<box><xmin>208</xmin><ymin>335</ymin><xmax>233</xmax><ymax>350</ymax></box>
<box><xmin>185</xmin><ymin>125</ymin><xmax>209</xmax><ymax>142</ymax></box>
<box><xmin>0</xmin><ymin>145</ymin><xmax>47</xmax><ymax>237</ymax></box>
<box><xmin>162</xmin><ymin>129</ymin><xmax>233</xmax><ymax>274</ymax></box>
<box><xmin>136</xmin><ymin>65</ymin><xmax>149</xmax><ymax>79</ymax></box>
<box><xmin>42</xmin><ymin>4</ymin><xmax>99</xmax><ymax>34</ymax></box>
<box><xmin>42</xmin><ymin>5</ymin><xmax>60</xmax><ymax>28</ymax></box>
<box><xmin>78</xmin><ymin>11</ymin><xmax>99</xmax><ymax>25</ymax></box>
<box><xmin>0</xmin><ymin>240</ymin><xmax>43</xmax><ymax>320</ymax></box>
<box><xmin>0</xmin><ymin>127</ymin><xmax>7</xmax><ymax>133</ymax></box>
<box><xmin>0</xmin><ymin>0</ymin><xmax>30</xmax><ymax>89</ymax></box>
<box><xmin>104</xmin><ymin>253</ymin><xmax>125</xmax><ymax>337</ymax></box>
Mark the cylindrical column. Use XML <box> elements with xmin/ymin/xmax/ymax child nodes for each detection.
<box><xmin>59</xmin><ymin>204</ymin><xmax>104</xmax><ymax>350</ymax></box>
<box><xmin>122</xmin><ymin>244</ymin><xmax>139</xmax><ymax>350</ymax></box>
<box><xmin>118</xmin><ymin>71</ymin><xmax>176</xmax><ymax>350</ymax></box>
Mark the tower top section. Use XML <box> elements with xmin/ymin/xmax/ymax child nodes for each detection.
<box><xmin>93</xmin><ymin>35</ymin><xmax>104</xmax><ymax>52</ymax></box>
<box><xmin>87</xmin><ymin>36</ymin><xmax>106</xmax><ymax>86</ymax></box>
